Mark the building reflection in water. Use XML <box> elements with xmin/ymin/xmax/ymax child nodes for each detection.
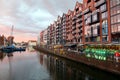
<box><xmin>0</xmin><ymin>51</ymin><xmax>6</xmax><ymax>61</ymax></box>
<box><xmin>8</xmin><ymin>55</ymin><xmax>13</xmax><ymax>80</ymax></box>
<box><xmin>39</xmin><ymin>53</ymin><xmax>120</xmax><ymax>80</ymax></box>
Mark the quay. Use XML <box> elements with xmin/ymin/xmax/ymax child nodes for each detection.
<box><xmin>34</xmin><ymin>46</ymin><xmax>120</xmax><ymax>75</ymax></box>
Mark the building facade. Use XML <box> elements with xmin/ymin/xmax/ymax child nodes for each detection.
<box><xmin>110</xmin><ymin>0</ymin><xmax>120</xmax><ymax>43</ymax></box>
<box><xmin>83</xmin><ymin>0</ymin><xmax>111</xmax><ymax>44</ymax></box>
<box><xmin>40</xmin><ymin>0</ymin><xmax>120</xmax><ymax>47</ymax></box>
<box><xmin>61</xmin><ymin>13</ymin><xmax>67</xmax><ymax>44</ymax></box>
<box><xmin>72</xmin><ymin>2</ymin><xmax>83</xmax><ymax>44</ymax></box>
<box><xmin>66</xmin><ymin>10</ymin><xmax>74</xmax><ymax>43</ymax></box>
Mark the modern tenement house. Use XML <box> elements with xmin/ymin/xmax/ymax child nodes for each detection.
<box><xmin>56</xmin><ymin>16</ymin><xmax>62</xmax><ymax>44</ymax></box>
<box><xmin>66</xmin><ymin>10</ymin><xmax>74</xmax><ymax>43</ymax></box>
<box><xmin>61</xmin><ymin>13</ymin><xmax>67</xmax><ymax>44</ymax></box>
<box><xmin>110</xmin><ymin>0</ymin><xmax>120</xmax><ymax>43</ymax></box>
<box><xmin>83</xmin><ymin>0</ymin><xmax>111</xmax><ymax>44</ymax></box>
<box><xmin>43</xmin><ymin>0</ymin><xmax>120</xmax><ymax>47</ymax></box>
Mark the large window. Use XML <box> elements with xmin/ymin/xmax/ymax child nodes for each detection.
<box><xmin>110</xmin><ymin>0</ymin><xmax>120</xmax><ymax>8</ymax></box>
<box><xmin>111</xmin><ymin>14</ymin><xmax>120</xmax><ymax>24</ymax></box>
<box><xmin>111</xmin><ymin>5</ymin><xmax>120</xmax><ymax>16</ymax></box>
<box><xmin>111</xmin><ymin>23</ymin><xmax>120</xmax><ymax>33</ymax></box>
<box><xmin>92</xmin><ymin>23</ymin><xmax>100</xmax><ymax>36</ymax></box>
<box><xmin>102</xmin><ymin>12</ymin><xmax>107</xmax><ymax>19</ymax></box>
<box><xmin>100</xmin><ymin>4</ymin><xmax>107</xmax><ymax>12</ymax></box>
<box><xmin>102</xmin><ymin>20</ymin><xmax>108</xmax><ymax>35</ymax></box>
<box><xmin>92</xmin><ymin>12</ymin><xmax>99</xmax><ymax>23</ymax></box>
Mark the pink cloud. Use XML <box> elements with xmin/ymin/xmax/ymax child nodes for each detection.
<box><xmin>0</xmin><ymin>24</ymin><xmax>37</xmax><ymax>42</ymax></box>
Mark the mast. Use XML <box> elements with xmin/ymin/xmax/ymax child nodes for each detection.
<box><xmin>11</xmin><ymin>25</ymin><xmax>14</xmax><ymax>36</ymax></box>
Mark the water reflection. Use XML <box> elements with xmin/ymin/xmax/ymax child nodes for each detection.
<box><xmin>0</xmin><ymin>51</ymin><xmax>6</xmax><ymax>61</ymax></box>
<box><xmin>42</xmin><ymin>53</ymin><xmax>120</xmax><ymax>80</ymax></box>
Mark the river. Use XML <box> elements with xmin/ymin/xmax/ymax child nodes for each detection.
<box><xmin>0</xmin><ymin>50</ymin><xmax>119</xmax><ymax>80</ymax></box>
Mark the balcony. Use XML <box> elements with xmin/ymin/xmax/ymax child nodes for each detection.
<box><xmin>83</xmin><ymin>8</ymin><xmax>91</xmax><ymax>14</ymax></box>
<box><xmin>72</xmin><ymin>26</ymin><xmax>76</xmax><ymax>30</ymax></box>
<box><xmin>72</xmin><ymin>16</ymin><xmax>76</xmax><ymax>21</ymax></box>
<box><xmin>72</xmin><ymin>31</ymin><xmax>76</xmax><ymax>35</ymax></box>
<box><xmin>72</xmin><ymin>21</ymin><xmax>76</xmax><ymax>25</ymax></box>
<box><xmin>76</xmin><ymin>18</ymin><xmax>82</xmax><ymax>23</ymax></box>
<box><xmin>95</xmin><ymin>0</ymin><xmax>106</xmax><ymax>8</ymax></box>
<box><xmin>76</xmin><ymin>12</ymin><xmax>82</xmax><ymax>18</ymax></box>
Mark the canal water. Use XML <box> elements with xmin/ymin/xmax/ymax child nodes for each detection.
<box><xmin>0</xmin><ymin>50</ymin><xmax>120</xmax><ymax>80</ymax></box>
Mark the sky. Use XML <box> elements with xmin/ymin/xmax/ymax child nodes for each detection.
<box><xmin>0</xmin><ymin>0</ymin><xmax>82</xmax><ymax>42</ymax></box>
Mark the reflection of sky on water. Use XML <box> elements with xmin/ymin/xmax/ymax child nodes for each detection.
<box><xmin>0</xmin><ymin>51</ymin><xmax>51</xmax><ymax>80</ymax></box>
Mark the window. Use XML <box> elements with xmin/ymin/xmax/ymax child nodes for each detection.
<box><xmin>102</xmin><ymin>36</ymin><xmax>108</xmax><ymax>42</ymax></box>
<box><xmin>102</xmin><ymin>20</ymin><xmax>108</xmax><ymax>35</ymax></box>
<box><xmin>92</xmin><ymin>12</ymin><xmax>99</xmax><ymax>22</ymax></box>
<box><xmin>100</xmin><ymin>4</ymin><xmax>107</xmax><ymax>12</ymax></box>
<box><xmin>118</xmin><ymin>14</ymin><xmax>120</xmax><ymax>22</ymax></box>
<box><xmin>102</xmin><ymin>12</ymin><xmax>107</xmax><ymax>19</ymax></box>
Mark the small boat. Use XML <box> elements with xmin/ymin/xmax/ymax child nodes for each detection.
<box><xmin>1</xmin><ymin>45</ymin><xmax>26</xmax><ymax>52</ymax></box>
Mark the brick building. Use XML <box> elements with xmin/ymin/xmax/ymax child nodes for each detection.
<box><xmin>110</xmin><ymin>0</ymin><xmax>120</xmax><ymax>43</ymax></box>
<box><xmin>83</xmin><ymin>0</ymin><xmax>111</xmax><ymax>44</ymax></box>
<box><xmin>66</xmin><ymin>10</ymin><xmax>74</xmax><ymax>43</ymax></box>
<box><xmin>41</xmin><ymin>0</ymin><xmax>120</xmax><ymax>47</ymax></box>
<box><xmin>72</xmin><ymin>2</ymin><xmax>83</xmax><ymax>44</ymax></box>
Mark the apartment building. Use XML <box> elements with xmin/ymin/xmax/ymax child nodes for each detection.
<box><xmin>61</xmin><ymin>13</ymin><xmax>67</xmax><ymax>44</ymax></box>
<box><xmin>56</xmin><ymin>16</ymin><xmax>62</xmax><ymax>44</ymax></box>
<box><xmin>72</xmin><ymin>2</ymin><xmax>83</xmax><ymax>43</ymax></box>
<box><xmin>66</xmin><ymin>10</ymin><xmax>74</xmax><ymax>43</ymax></box>
<box><xmin>110</xmin><ymin>0</ymin><xmax>120</xmax><ymax>43</ymax></box>
<box><xmin>41</xmin><ymin>0</ymin><xmax>120</xmax><ymax>47</ymax></box>
<box><xmin>83</xmin><ymin>0</ymin><xmax>111</xmax><ymax>44</ymax></box>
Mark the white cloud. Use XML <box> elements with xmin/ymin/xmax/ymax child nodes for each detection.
<box><xmin>0</xmin><ymin>0</ymin><xmax>82</xmax><ymax>42</ymax></box>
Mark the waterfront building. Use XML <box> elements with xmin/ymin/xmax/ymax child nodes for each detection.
<box><xmin>66</xmin><ymin>10</ymin><xmax>74</xmax><ymax>43</ymax></box>
<box><xmin>110</xmin><ymin>0</ymin><xmax>120</xmax><ymax>43</ymax></box>
<box><xmin>40</xmin><ymin>0</ymin><xmax>120</xmax><ymax>47</ymax></box>
<box><xmin>43</xmin><ymin>29</ymin><xmax>47</xmax><ymax>45</ymax></box>
<box><xmin>53</xmin><ymin>21</ymin><xmax>57</xmax><ymax>45</ymax></box>
<box><xmin>40</xmin><ymin>29</ymin><xmax>47</xmax><ymax>47</ymax></box>
<box><xmin>40</xmin><ymin>30</ymin><xmax>44</xmax><ymax>45</ymax></box>
<box><xmin>72</xmin><ymin>2</ymin><xmax>83</xmax><ymax>44</ymax></box>
<box><xmin>0</xmin><ymin>35</ymin><xmax>7</xmax><ymax>47</ymax></box>
<box><xmin>56</xmin><ymin>16</ymin><xmax>62</xmax><ymax>44</ymax></box>
<box><xmin>7</xmin><ymin>36</ymin><xmax>14</xmax><ymax>45</ymax></box>
<box><xmin>28</xmin><ymin>40</ymin><xmax>37</xmax><ymax>51</ymax></box>
<box><xmin>61</xmin><ymin>13</ymin><xmax>67</xmax><ymax>44</ymax></box>
<box><xmin>83</xmin><ymin>0</ymin><xmax>111</xmax><ymax>44</ymax></box>
<box><xmin>47</xmin><ymin>25</ymin><xmax>51</xmax><ymax>46</ymax></box>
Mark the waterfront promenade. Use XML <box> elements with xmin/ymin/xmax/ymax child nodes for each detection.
<box><xmin>34</xmin><ymin>46</ymin><xmax>120</xmax><ymax>75</ymax></box>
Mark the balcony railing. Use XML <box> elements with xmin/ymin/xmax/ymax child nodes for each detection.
<box><xmin>76</xmin><ymin>18</ymin><xmax>82</xmax><ymax>23</ymax></box>
<box><xmin>72</xmin><ymin>21</ymin><xmax>76</xmax><ymax>25</ymax></box>
<box><xmin>72</xmin><ymin>26</ymin><xmax>76</xmax><ymax>30</ymax></box>
<box><xmin>72</xmin><ymin>31</ymin><xmax>76</xmax><ymax>35</ymax></box>
<box><xmin>72</xmin><ymin>16</ymin><xmax>76</xmax><ymax>21</ymax></box>
<box><xmin>76</xmin><ymin>12</ymin><xmax>82</xmax><ymax>18</ymax></box>
<box><xmin>95</xmin><ymin>0</ymin><xmax>106</xmax><ymax>8</ymax></box>
<box><xmin>83</xmin><ymin>8</ymin><xmax>91</xmax><ymax>14</ymax></box>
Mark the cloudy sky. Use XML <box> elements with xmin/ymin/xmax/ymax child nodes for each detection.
<box><xmin>0</xmin><ymin>0</ymin><xmax>82</xmax><ymax>42</ymax></box>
